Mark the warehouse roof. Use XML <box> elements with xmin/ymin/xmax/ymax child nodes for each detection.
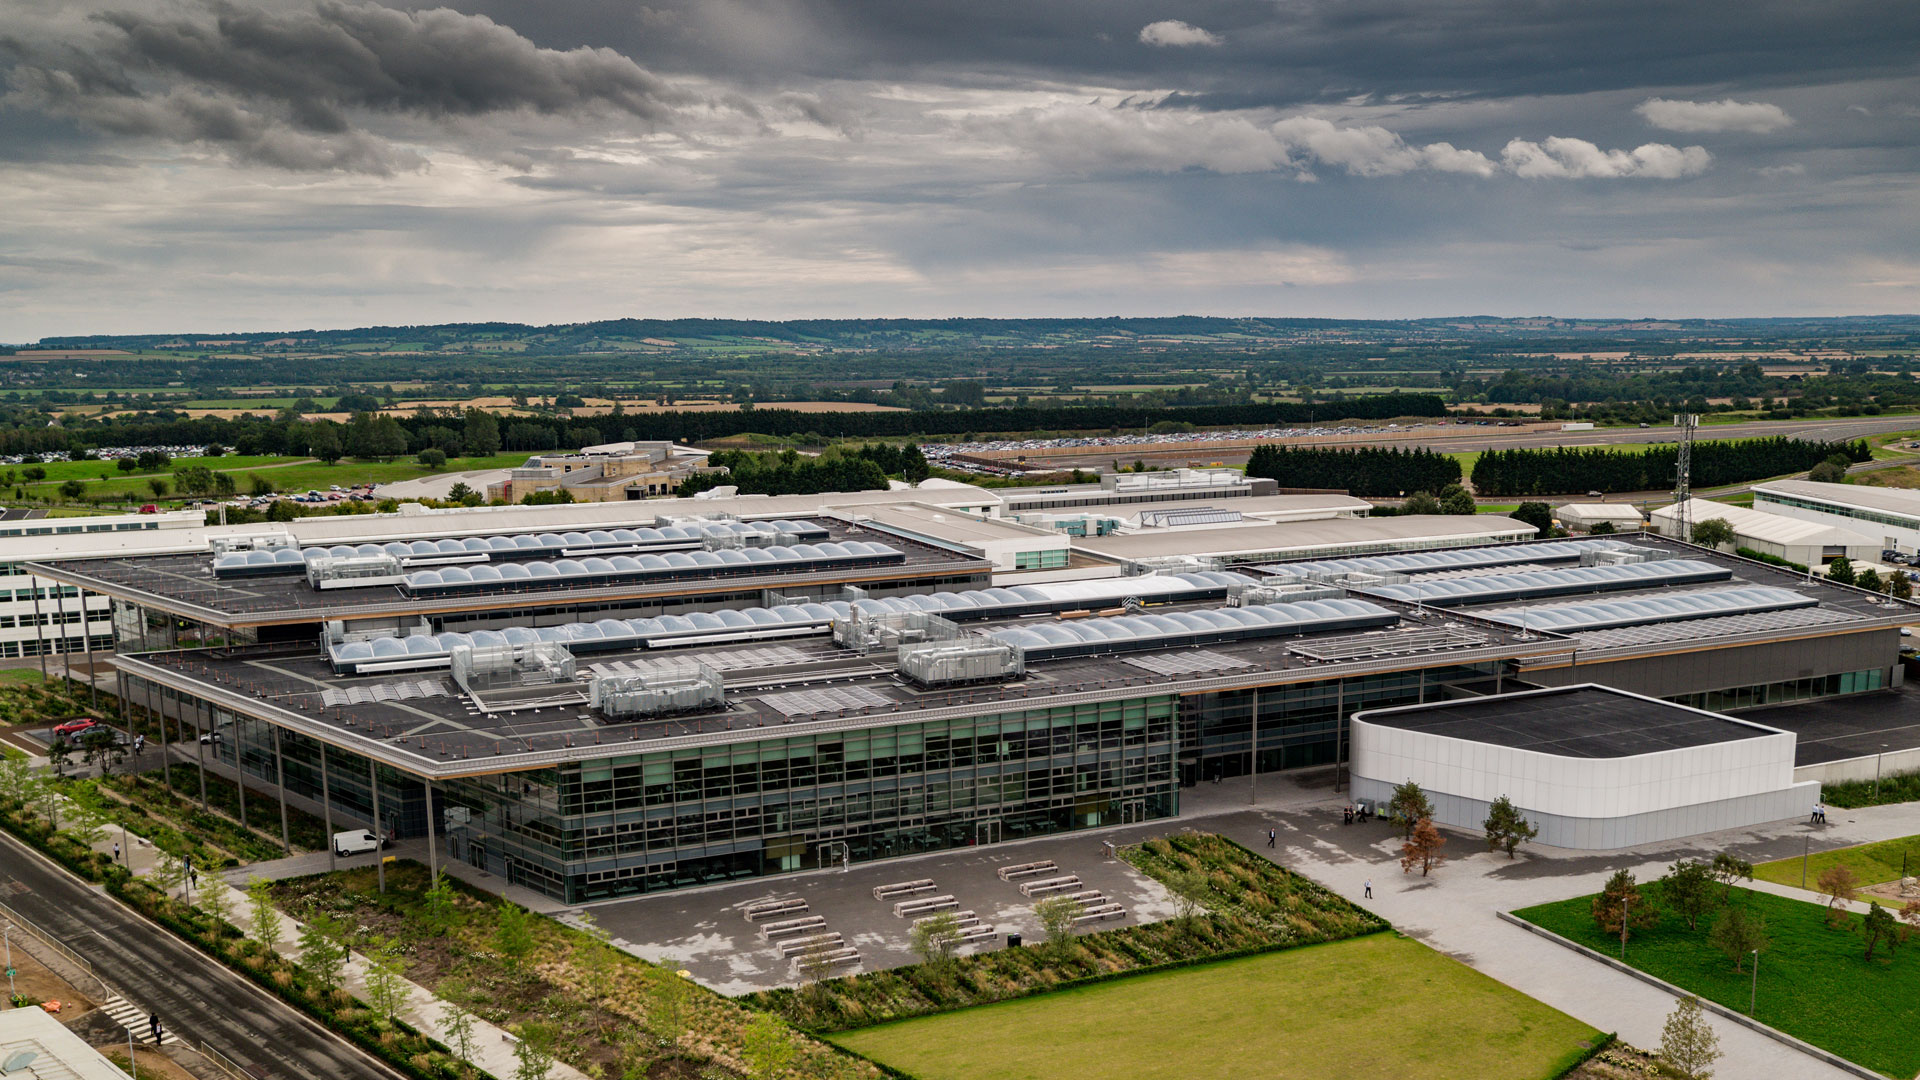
<box><xmin>1753</xmin><ymin>480</ymin><xmax>1920</xmax><ymax>520</ymax></box>
<box><xmin>1353</xmin><ymin>684</ymin><xmax>1782</xmax><ymax>759</ymax></box>
<box><xmin>1073</xmin><ymin>515</ymin><xmax>1536</xmax><ymax>562</ymax></box>
<box><xmin>1651</xmin><ymin>498</ymin><xmax>1878</xmax><ymax>548</ymax></box>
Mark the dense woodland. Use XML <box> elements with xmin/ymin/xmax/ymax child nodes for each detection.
<box><xmin>1243</xmin><ymin>444</ymin><xmax>1461</xmax><ymax>497</ymax></box>
<box><xmin>1469</xmin><ymin>437</ymin><xmax>1869</xmax><ymax>497</ymax></box>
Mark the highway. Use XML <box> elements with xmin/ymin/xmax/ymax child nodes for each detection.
<box><xmin>0</xmin><ymin>827</ymin><xmax>402</xmax><ymax>1080</ymax></box>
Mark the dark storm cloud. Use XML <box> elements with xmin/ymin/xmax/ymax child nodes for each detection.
<box><xmin>2</xmin><ymin>0</ymin><xmax>691</xmax><ymax>172</ymax></box>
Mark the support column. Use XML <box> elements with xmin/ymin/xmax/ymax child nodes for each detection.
<box><xmin>424</xmin><ymin>776</ymin><xmax>438</xmax><ymax>882</ymax></box>
<box><xmin>1334</xmin><ymin>681</ymin><xmax>1347</xmax><ymax>794</ymax></box>
<box><xmin>53</xmin><ymin>585</ymin><xmax>66</xmax><ymax>691</ymax></box>
<box><xmin>80</xmin><ymin>589</ymin><xmax>98</xmax><ymax>710</ymax></box>
<box><xmin>150</xmin><ymin>679</ymin><xmax>173</xmax><ymax>798</ymax></box>
<box><xmin>369</xmin><ymin>758</ymin><xmax>385</xmax><ymax>894</ymax></box>
<box><xmin>31</xmin><ymin>583</ymin><xmax>46</xmax><ymax>680</ymax></box>
<box><xmin>320</xmin><ymin>744</ymin><xmax>336</xmax><ymax>873</ymax></box>
<box><xmin>234</xmin><ymin>720</ymin><xmax>249</xmax><ymax>831</ymax></box>
<box><xmin>1248</xmin><ymin>688</ymin><xmax>1260</xmax><ymax>806</ymax></box>
<box><xmin>193</xmin><ymin>694</ymin><xmax>209</xmax><ymax>812</ymax></box>
<box><xmin>272</xmin><ymin>725</ymin><xmax>290</xmax><ymax>856</ymax></box>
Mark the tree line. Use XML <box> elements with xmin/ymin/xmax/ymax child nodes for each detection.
<box><xmin>1470</xmin><ymin>437</ymin><xmax>1869</xmax><ymax>497</ymax></box>
<box><xmin>1244</xmin><ymin>443</ymin><xmax>1461</xmax><ymax>497</ymax></box>
<box><xmin>674</xmin><ymin>448</ymin><xmax>891</xmax><ymax>497</ymax></box>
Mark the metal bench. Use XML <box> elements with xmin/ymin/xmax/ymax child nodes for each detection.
<box><xmin>776</xmin><ymin>932</ymin><xmax>844</xmax><ymax>958</ymax></box>
<box><xmin>1018</xmin><ymin>875</ymin><xmax>1083</xmax><ymax>897</ymax></box>
<box><xmin>894</xmin><ymin>894</ymin><xmax>960</xmax><ymax>918</ymax></box>
<box><xmin>872</xmin><ymin>879</ymin><xmax>937</xmax><ymax>901</ymax></box>
<box><xmin>759</xmin><ymin>915</ymin><xmax>828</xmax><ymax>940</ymax></box>
<box><xmin>743</xmin><ymin>898</ymin><xmax>810</xmax><ymax>923</ymax></box>
<box><xmin>996</xmin><ymin>860</ymin><xmax>1059</xmax><ymax>882</ymax></box>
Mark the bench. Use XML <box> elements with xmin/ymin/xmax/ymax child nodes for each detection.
<box><xmin>1073</xmin><ymin>903</ymin><xmax>1126</xmax><ymax>924</ymax></box>
<box><xmin>743</xmin><ymin>898</ymin><xmax>810</xmax><ymax>923</ymax></box>
<box><xmin>759</xmin><ymin>915</ymin><xmax>828</xmax><ymax>941</ymax></box>
<box><xmin>791</xmin><ymin>947</ymin><xmax>861</xmax><ymax>971</ymax></box>
<box><xmin>952</xmin><ymin>923</ymin><xmax>998</xmax><ymax>944</ymax></box>
<box><xmin>776</xmin><ymin>932</ymin><xmax>844</xmax><ymax>958</ymax></box>
<box><xmin>873</xmin><ymin>879</ymin><xmax>937</xmax><ymax>901</ymax></box>
<box><xmin>1018</xmin><ymin>875</ymin><xmax>1083</xmax><ymax>897</ymax></box>
<box><xmin>1060</xmin><ymin>889</ymin><xmax>1107</xmax><ymax>905</ymax></box>
<box><xmin>996</xmin><ymin>860</ymin><xmax>1059</xmax><ymax>882</ymax></box>
<box><xmin>894</xmin><ymin>894</ymin><xmax>959</xmax><ymax>918</ymax></box>
<box><xmin>912</xmin><ymin>909</ymin><xmax>979</xmax><ymax>930</ymax></box>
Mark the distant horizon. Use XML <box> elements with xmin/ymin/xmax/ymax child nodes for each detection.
<box><xmin>15</xmin><ymin>311</ymin><xmax>1920</xmax><ymax>347</ymax></box>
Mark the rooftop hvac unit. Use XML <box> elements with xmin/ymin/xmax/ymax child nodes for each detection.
<box><xmin>655</xmin><ymin>512</ymin><xmax>738</xmax><ymax>526</ymax></box>
<box><xmin>1582</xmin><ymin>547</ymin><xmax>1668</xmax><ymax>566</ymax></box>
<box><xmin>898</xmin><ymin>638</ymin><xmax>1025</xmax><ymax>687</ymax></box>
<box><xmin>449</xmin><ymin>641</ymin><xmax>576</xmax><ymax>693</ymax></box>
<box><xmin>1124</xmin><ymin>554</ymin><xmax>1222</xmax><ymax>577</ymax></box>
<box><xmin>834</xmin><ymin>610</ymin><xmax>963</xmax><ymax>654</ymax></box>
<box><xmin>589</xmin><ymin>660</ymin><xmax>724</xmax><ymax>718</ymax></box>
<box><xmin>1336</xmin><ymin>570</ymin><xmax>1411</xmax><ymax>588</ymax></box>
<box><xmin>209</xmin><ymin>532</ymin><xmax>298</xmax><ymax>555</ymax></box>
<box><xmin>306</xmin><ymin>553</ymin><xmax>404</xmax><ymax>590</ymax></box>
<box><xmin>1229</xmin><ymin>582</ymin><xmax>1345</xmax><ymax>606</ymax></box>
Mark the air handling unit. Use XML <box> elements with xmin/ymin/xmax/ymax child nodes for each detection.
<box><xmin>833</xmin><ymin>610</ymin><xmax>965</xmax><ymax>654</ymax></box>
<box><xmin>898</xmin><ymin>638</ymin><xmax>1026</xmax><ymax>687</ymax></box>
<box><xmin>587</xmin><ymin>661</ymin><xmax>725</xmax><ymax>718</ymax></box>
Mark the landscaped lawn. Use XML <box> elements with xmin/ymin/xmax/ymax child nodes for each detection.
<box><xmin>833</xmin><ymin>934</ymin><xmax>1602</xmax><ymax>1080</ymax></box>
<box><xmin>1755</xmin><ymin>834</ymin><xmax>1920</xmax><ymax>888</ymax></box>
<box><xmin>1515</xmin><ymin>886</ymin><xmax>1920</xmax><ymax>1078</ymax></box>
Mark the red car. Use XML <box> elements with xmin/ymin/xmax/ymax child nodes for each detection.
<box><xmin>51</xmin><ymin>719</ymin><xmax>99</xmax><ymax>738</ymax></box>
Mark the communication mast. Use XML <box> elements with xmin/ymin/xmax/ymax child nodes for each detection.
<box><xmin>1672</xmin><ymin>413</ymin><xmax>1699</xmax><ymax>541</ymax></box>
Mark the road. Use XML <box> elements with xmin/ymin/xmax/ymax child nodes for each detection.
<box><xmin>0</xmin><ymin>827</ymin><xmax>402</xmax><ymax>1080</ymax></box>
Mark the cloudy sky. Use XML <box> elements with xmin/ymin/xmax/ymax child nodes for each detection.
<box><xmin>3</xmin><ymin>0</ymin><xmax>1917</xmax><ymax>339</ymax></box>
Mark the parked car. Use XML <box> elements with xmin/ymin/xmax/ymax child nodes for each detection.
<box><xmin>333</xmin><ymin>829</ymin><xmax>389</xmax><ymax>857</ymax></box>
<box><xmin>51</xmin><ymin>718</ymin><xmax>99</xmax><ymax>738</ymax></box>
<box><xmin>198</xmin><ymin>730</ymin><xmax>224</xmax><ymax>744</ymax></box>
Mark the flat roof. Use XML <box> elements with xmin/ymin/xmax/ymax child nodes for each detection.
<box><xmin>1742</xmin><ymin>682</ymin><xmax>1920</xmax><ymax>766</ymax></box>
<box><xmin>1354</xmin><ymin>684</ymin><xmax>1776</xmax><ymax>758</ymax></box>
<box><xmin>1073</xmin><ymin>515</ymin><xmax>1536</xmax><ymax>561</ymax></box>
<box><xmin>1651</xmin><ymin>498</ymin><xmax>1878</xmax><ymax>547</ymax></box>
<box><xmin>120</xmin><ymin>599</ymin><xmax>1564</xmax><ymax>778</ymax></box>
<box><xmin>33</xmin><ymin>518</ymin><xmax>989</xmax><ymax>627</ymax></box>
<box><xmin>1755</xmin><ymin>479</ymin><xmax>1920</xmax><ymax>519</ymax></box>
<box><xmin>854</xmin><ymin>504</ymin><xmax>1061</xmax><ymax>546</ymax></box>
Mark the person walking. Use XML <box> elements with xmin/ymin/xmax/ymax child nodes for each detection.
<box><xmin>1363</xmin><ymin>878</ymin><xmax>1373</xmax><ymax>899</ymax></box>
<box><xmin>112</xmin><ymin>842</ymin><xmax>120</xmax><ymax>864</ymax></box>
<box><xmin>1267</xmin><ymin>828</ymin><xmax>1277</xmax><ymax>848</ymax></box>
<box><xmin>148</xmin><ymin>1014</ymin><xmax>161</xmax><ymax>1043</ymax></box>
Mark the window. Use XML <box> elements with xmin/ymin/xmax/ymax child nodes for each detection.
<box><xmin>1013</xmin><ymin>549</ymin><xmax>1070</xmax><ymax>571</ymax></box>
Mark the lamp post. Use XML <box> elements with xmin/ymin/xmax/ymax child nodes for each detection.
<box><xmin>1749</xmin><ymin>949</ymin><xmax>1760</xmax><ymax>1016</ymax></box>
<box><xmin>1619</xmin><ymin>893</ymin><xmax>1633</xmax><ymax>960</ymax></box>
<box><xmin>1802</xmin><ymin>833</ymin><xmax>1811</xmax><ymax>888</ymax></box>
<box><xmin>1875</xmin><ymin>743</ymin><xmax>1889</xmax><ymax>800</ymax></box>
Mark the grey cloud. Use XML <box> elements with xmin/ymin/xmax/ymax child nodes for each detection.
<box><xmin>1501</xmin><ymin>137</ymin><xmax>1711</xmax><ymax>179</ymax></box>
<box><xmin>1138</xmin><ymin>21</ymin><xmax>1221</xmax><ymax>47</ymax></box>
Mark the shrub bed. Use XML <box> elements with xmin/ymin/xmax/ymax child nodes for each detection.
<box><xmin>1821</xmin><ymin>771</ymin><xmax>1920</xmax><ymax>810</ymax></box>
<box><xmin>747</xmin><ymin>833</ymin><xmax>1387</xmax><ymax>1033</ymax></box>
<box><xmin>269</xmin><ymin>862</ymin><xmax>881</xmax><ymax>1080</ymax></box>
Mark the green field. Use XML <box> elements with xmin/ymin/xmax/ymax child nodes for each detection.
<box><xmin>1515</xmin><ymin>886</ymin><xmax>1920</xmax><ymax>1078</ymax></box>
<box><xmin>1755</xmin><ymin>834</ymin><xmax>1920</xmax><ymax>889</ymax></box>
<box><xmin>19</xmin><ymin>452</ymin><xmax>530</xmax><ymax>504</ymax></box>
<box><xmin>11</xmin><ymin>454</ymin><xmax>287</xmax><ymax>486</ymax></box>
<box><xmin>832</xmin><ymin>934</ymin><xmax>1601</xmax><ymax>1080</ymax></box>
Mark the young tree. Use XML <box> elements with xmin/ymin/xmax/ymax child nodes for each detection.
<box><xmin>420</xmin><ymin>870</ymin><xmax>460</xmax><ymax>934</ymax></box>
<box><xmin>1660</xmin><ymin>860</ymin><xmax>1723</xmax><ymax>931</ymax></box>
<box><xmin>62</xmin><ymin>782</ymin><xmax>110</xmax><ymax>851</ymax></box>
<box><xmin>1707</xmin><ymin>905</ymin><xmax>1767</xmax><ymax>972</ymax></box>
<box><xmin>570</xmin><ymin>912</ymin><xmax>619</xmax><ymax>1013</ymax></box>
<box><xmin>510</xmin><ymin>1021</ymin><xmax>556</xmax><ymax>1080</ymax></box>
<box><xmin>46</xmin><ymin>735</ymin><xmax>73</xmax><ymax>777</ymax></box>
<box><xmin>1388</xmin><ymin>779</ymin><xmax>1435</xmax><ymax>839</ymax></box>
<box><xmin>1709</xmin><ymin>853</ymin><xmax>1754</xmax><ymax>899</ymax></box>
<box><xmin>1165</xmin><ymin>869</ymin><xmax>1209</xmax><ymax>920</ymax></box>
<box><xmin>1856</xmin><ymin>568</ymin><xmax>1884</xmax><ymax>593</ymax></box>
<box><xmin>363</xmin><ymin>936</ymin><xmax>407</xmax><ymax>1023</ymax></box>
<box><xmin>1817</xmin><ymin>863</ymin><xmax>1860</xmax><ymax>927</ymax></box>
<box><xmin>297</xmin><ymin>913</ymin><xmax>350</xmax><ymax>996</ymax></box>
<box><xmin>1862</xmin><ymin>901</ymin><xmax>1901</xmax><ymax>963</ymax></box>
<box><xmin>199</xmin><ymin>881</ymin><xmax>236</xmax><ymax>939</ymax></box>
<box><xmin>1482</xmin><ymin>795</ymin><xmax>1538</xmax><ymax>858</ymax></box>
<box><xmin>438</xmin><ymin>989</ymin><xmax>479</xmax><ymax>1079</ymax></box>
<box><xmin>1888</xmin><ymin>572</ymin><xmax>1914</xmax><ymax>601</ymax></box>
<box><xmin>1592</xmin><ymin>869</ymin><xmax>1659</xmax><ymax>942</ymax></box>
<box><xmin>1690</xmin><ymin>517</ymin><xmax>1736</xmax><ymax>549</ymax></box>
<box><xmin>0</xmin><ymin>752</ymin><xmax>34</xmax><ymax>810</ymax></box>
<box><xmin>78</xmin><ymin>727</ymin><xmax>124</xmax><ymax>777</ymax></box>
<box><xmin>649</xmin><ymin>968</ymin><xmax>690</xmax><ymax>1045</ymax></box>
<box><xmin>149</xmin><ymin>849</ymin><xmax>188</xmax><ymax>902</ymax></box>
<box><xmin>493</xmin><ymin>902</ymin><xmax>536</xmax><ymax>974</ymax></box>
<box><xmin>1033</xmin><ymin>894</ymin><xmax>1082</xmax><ymax>952</ymax></box>
<box><xmin>909</xmin><ymin>911</ymin><xmax>964</xmax><ymax>968</ymax></box>
<box><xmin>742</xmin><ymin>1012</ymin><xmax>797</xmax><ymax>1080</ymax></box>
<box><xmin>1659</xmin><ymin>995</ymin><xmax>1722</xmax><ymax>1080</ymax></box>
<box><xmin>147</xmin><ymin>477</ymin><xmax>169</xmax><ymax>498</ymax></box>
<box><xmin>1826</xmin><ymin>556</ymin><xmax>1857</xmax><ymax>587</ymax></box>
<box><xmin>1400</xmin><ymin>817</ymin><xmax>1447</xmax><ymax>877</ymax></box>
<box><xmin>247</xmin><ymin>875</ymin><xmax>283</xmax><ymax>950</ymax></box>
<box><xmin>796</xmin><ymin>938</ymin><xmax>838</xmax><ymax>997</ymax></box>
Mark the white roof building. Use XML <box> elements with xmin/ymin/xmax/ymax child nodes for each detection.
<box><xmin>0</xmin><ymin>1006</ymin><xmax>130</xmax><ymax>1080</ymax></box>
<box><xmin>1554</xmin><ymin>503</ymin><xmax>1647</xmax><ymax>533</ymax></box>
<box><xmin>1752</xmin><ymin>479</ymin><xmax>1920</xmax><ymax>554</ymax></box>
<box><xmin>1650</xmin><ymin>497</ymin><xmax>1879</xmax><ymax>567</ymax></box>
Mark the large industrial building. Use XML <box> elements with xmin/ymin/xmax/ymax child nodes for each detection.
<box><xmin>10</xmin><ymin>478</ymin><xmax>1917</xmax><ymax>902</ymax></box>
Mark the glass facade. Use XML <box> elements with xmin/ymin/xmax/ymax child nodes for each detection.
<box><xmin>1754</xmin><ymin>492</ymin><xmax>1920</xmax><ymax>533</ymax></box>
<box><xmin>1666</xmin><ymin>667</ymin><xmax>1886</xmax><ymax>712</ymax></box>
<box><xmin>441</xmin><ymin>694</ymin><xmax>1179</xmax><ymax>902</ymax></box>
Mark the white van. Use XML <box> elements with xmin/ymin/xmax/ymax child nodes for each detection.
<box><xmin>333</xmin><ymin>829</ymin><xmax>386</xmax><ymax>857</ymax></box>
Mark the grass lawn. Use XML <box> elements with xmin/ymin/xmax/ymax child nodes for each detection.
<box><xmin>19</xmin><ymin>452</ymin><xmax>528</xmax><ymax>505</ymax></box>
<box><xmin>12</xmin><ymin>454</ymin><xmax>288</xmax><ymax>487</ymax></box>
<box><xmin>833</xmin><ymin>934</ymin><xmax>1601</xmax><ymax>1080</ymax></box>
<box><xmin>1515</xmin><ymin>886</ymin><xmax>1920</xmax><ymax>1078</ymax></box>
<box><xmin>1755</xmin><ymin>834</ymin><xmax>1920</xmax><ymax>888</ymax></box>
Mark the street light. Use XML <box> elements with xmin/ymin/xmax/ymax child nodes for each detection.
<box><xmin>1875</xmin><ymin>743</ymin><xmax>1890</xmax><ymax>800</ymax></box>
<box><xmin>1750</xmin><ymin>949</ymin><xmax>1760</xmax><ymax>1016</ymax></box>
